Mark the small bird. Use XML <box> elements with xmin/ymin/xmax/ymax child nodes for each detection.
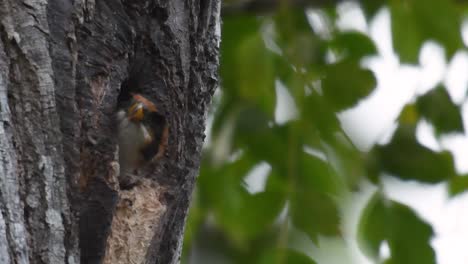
<box><xmin>117</xmin><ymin>93</ymin><xmax>168</xmax><ymax>188</ymax></box>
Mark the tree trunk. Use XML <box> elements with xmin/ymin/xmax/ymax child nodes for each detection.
<box><xmin>0</xmin><ymin>0</ymin><xmax>220</xmax><ymax>263</ymax></box>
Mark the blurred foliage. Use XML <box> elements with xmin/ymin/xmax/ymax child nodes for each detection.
<box><xmin>416</xmin><ymin>85</ymin><xmax>464</xmax><ymax>135</ymax></box>
<box><xmin>183</xmin><ymin>0</ymin><xmax>468</xmax><ymax>263</ymax></box>
<box><xmin>390</xmin><ymin>0</ymin><xmax>463</xmax><ymax>63</ymax></box>
<box><xmin>358</xmin><ymin>193</ymin><xmax>436</xmax><ymax>264</ymax></box>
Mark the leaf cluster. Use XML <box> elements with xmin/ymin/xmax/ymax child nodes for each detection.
<box><xmin>183</xmin><ymin>1</ymin><xmax>468</xmax><ymax>263</ymax></box>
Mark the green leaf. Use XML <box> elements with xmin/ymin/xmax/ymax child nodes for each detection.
<box><xmin>199</xmin><ymin>153</ymin><xmax>287</xmax><ymax>242</ymax></box>
<box><xmin>291</xmin><ymin>154</ymin><xmax>342</xmax><ymax>240</ymax></box>
<box><xmin>258</xmin><ymin>249</ymin><xmax>317</xmax><ymax>264</ymax></box>
<box><xmin>238</xmin><ymin>191</ymin><xmax>286</xmax><ymax>238</ymax></box>
<box><xmin>416</xmin><ymin>85</ymin><xmax>464</xmax><ymax>135</ymax></box>
<box><xmin>198</xmin><ymin>157</ymin><xmax>254</xmax><ymax>242</ymax></box>
<box><xmin>298</xmin><ymin>153</ymin><xmax>341</xmax><ymax>196</ymax></box>
<box><xmin>221</xmin><ymin>15</ymin><xmax>262</xmax><ymax>93</ymax></box>
<box><xmin>398</xmin><ymin>104</ymin><xmax>419</xmax><ymax>125</ymax></box>
<box><xmin>357</xmin><ymin>192</ymin><xmax>388</xmax><ymax>259</ymax></box>
<box><xmin>273</xmin><ymin>54</ymin><xmax>296</xmax><ymax>87</ymax></box>
<box><xmin>220</xmin><ymin>16</ymin><xmax>276</xmax><ymax>115</ymax></box>
<box><xmin>329</xmin><ymin>31</ymin><xmax>378</xmax><ymax>61</ymax></box>
<box><xmin>387</xmin><ymin>202</ymin><xmax>436</xmax><ymax>264</ymax></box>
<box><xmin>322</xmin><ymin>61</ymin><xmax>376</xmax><ymax>111</ymax></box>
<box><xmin>326</xmin><ymin>134</ymin><xmax>367</xmax><ymax>188</ymax></box>
<box><xmin>375</xmin><ymin>125</ymin><xmax>456</xmax><ymax>183</ymax></box>
<box><xmin>209</xmin><ymin>96</ymin><xmax>236</xmax><ymax>138</ymax></box>
<box><xmin>303</xmin><ymin>93</ymin><xmax>341</xmax><ymax>139</ymax></box>
<box><xmin>358</xmin><ymin>193</ymin><xmax>436</xmax><ymax>264</ymax></box>
<box><xmin>290</xmin><ymin>190</ymin><xmax>341</xmax><ymax>241</ymax></box>
<box><xmin>361</xmin><ymin>0</ymin><xmax>385</xmax><ymax>19</ymax></box>
<box><xmin>237</xmin><ymin>33</ymin><xmax>276</xmax><ymax>114</ymax></box>
<box><xmin>448</xmin><ymin>175</ymin><xmax>468</xmax><ymax>197</ymax></box>
<box><xmin>390</xmin><ymin>0</ymin><xmax>463</xmax><ymax>63</ymax></box>
<box><xmin>274</xmin><ymin>8</ymin><xmax>314</xmax><ymax>46</ymax></box>
<box><xmin>235</xmin><ymin>109</ymin><xmax>289</xmax><ymax>171</ymax></box>
<box><xmin>265</xmin><ymin>166</ymin><xmax>289</xmax><ymax>194</ymax></box>
<box><xmin>274</xmin><ymin>8</ymin><xmax>325</xmax><ymax>68</ymax></box>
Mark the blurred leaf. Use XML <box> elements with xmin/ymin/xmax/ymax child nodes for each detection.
<box><xmin>274</xmin><ymin>8</ymin><xmax>325</xmax><ymax>67</ymax></box>
<box><xmin>322</xmin><ymin>61</ymin><xmax>376</xmax><ymax>111</ymax></box>
<box><xmin>290</xmin><ymin>33</ymin><xmax>325</xmax><ymax>67</ymax></box>
<box><xmin>291</xmin><ymin>153</ymin><xmax>341</xmax><ymax>240</ymax></box>
<box><xmin>221</xmin><ymin>15</ymin><xmax>261</xmax><ymax>53</ymax></box>
<box><xmin>448</xmin><ymin>175</ymin><xmax>468</xmax><ymax>197</ymax></box>
<box><xmin>219</xmin><ymin>15</ymin><xmax>276</xmax><ymax>114</ymax></box>
<box><xmin>358</xmin><ymin>193</ymin><xmax>436</xmax><ymax>264</ymax></box>
<box><xmin>221</xmin><ymin>15</ymin><xmax>262</xmax><ymax>93</ymax></box>
<box><xmin>303</xmin><ymin>93</ymin><xmax>341</xmax><ymax>139</ymax></box>
<box><xmin>209</xmin><ymin>95</ymin><xmax>236</xmax><ymax>138</ymax></box>
<box><xmin>399</xmin><ymin>104</ymin><xmax>419</xmax><ymax>125</ymax></box>
<box><xmin>186</xmin><ymin>1</ymin><xmax>462</xmax><ymax>262</ymax></box>
<box><xmin>357</xmin><ymin>192</ymin><xmax>388</xmax><ymax>260</ymax></box>
<box><xmin>235</xmin><ymin>105</ymin><xmax>271</xmax><ymax>134</ymax></box>
<box><xmin>238</xmin><ymin>191</ymin><xmax>286</xmax><ymax>238</ymax></box>
<box><xmin>199</xmin><ymin>153</ymin><xmax>287</xmax><ymax>243</ymax></box>
<box><xmin>416</xmin><ymin>85</ymin><xmax>464</xmax><ymax>135</ymax></box>
<box><xmin>183</xmin><ymin>190</ymin><xmax>204</xmax><ymax>251</ymax></box>
<box><xmin>326</xmin><ymin>134</ymin><xmax>366</xmax><ymax>188</ymax></box>
<box><xmin>273</xmin><ymin>54</ymin><xmax>296</xmax><ymax>87</ymax></box>
<box><xmin>361</xmin><ymin>0</ymin><xmax>385</xmax><ymax>19</ymax></box>
<box><xmin>298</xmin><ymin>153</ymin><xmax>341</xmax><ymax>195</ymax></box>
<box><xmin>265</xmin><ymin>165</ymin><xmax>289</xmax><ymax>195</ymax></box>
<box><xmin>329</xmin><ymin>31</ymin><xmax>378</xmax><ymax>61</ymax></box>
<box><xmin>198</xmin><ymin>157</ymin><xmax>254</xmax><ymax>242</ymax></box>
<box><xmin>237</xmin><ymin>33</ymin><xmax>276</xmax><ymax>113</ymax></box>
<box><xmin>390</xmin><ymin>0</ymin><xmax>463</xmax><ymax>63</ymax></box>
<box><xmin>235</xmin><ymin>108</ymin><xmax>290</xmax><ymax>171</ymax></box>
<box><xmin>374</xmin><ymin>125</ymin><xmax>456</xmax><ymax>183</ymax></box>
<box><xmin>364</xmin><ymin>150</ymin><xmax>381</xmax><ymax>184</ymax></box>
<box><xmin>258</xmin><ymin>249</ymin><xmax>317</xmax><ymax>264</ymax></box>
<box><xmin>387</xmin><ymin>202</ymin><xmax>436</xmax><ymax>264</ymax></box>
<box><xmin>290</xmin><ymin>190</ymin><xmax>341</xmax><ymax>241</ymax></box>
<box><xmin>274</xmin><ymin>8</ymin><xmax>314</xmax><ymax>46</ymax></box>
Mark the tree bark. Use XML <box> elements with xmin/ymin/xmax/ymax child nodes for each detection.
<box><xmin>0</xmin><ymin>0</ymin><xmax>220</xmax><ymax>263</ymax></box>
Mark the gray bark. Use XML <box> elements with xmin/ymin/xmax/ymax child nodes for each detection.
<box><xmin>0</xmin><ymin>0</ymin><xmax>220</xmax><ymax>263</ymax></box>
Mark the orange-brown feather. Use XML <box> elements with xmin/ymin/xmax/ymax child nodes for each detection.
<box><xmin>133</xmin><ymin>94</ymin><xmax>157</xmax><ymax>112</ymax></box>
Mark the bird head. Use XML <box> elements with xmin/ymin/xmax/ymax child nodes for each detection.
<box><xmin>126</xmin><ymin>94</ymin><xmax>158</xmax><ymax>123</ymax></box>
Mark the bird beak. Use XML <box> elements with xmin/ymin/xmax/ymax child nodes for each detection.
<box><xmin>128</xmin><ymin>103</ymin><xmax>144</xmax><ymax>122</ymax></box>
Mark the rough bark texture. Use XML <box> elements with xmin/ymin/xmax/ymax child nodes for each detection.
<box><xmin>0</xmin><ymin>0</ymin><xmax>220</xmax><ymax>263</ymax></box>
